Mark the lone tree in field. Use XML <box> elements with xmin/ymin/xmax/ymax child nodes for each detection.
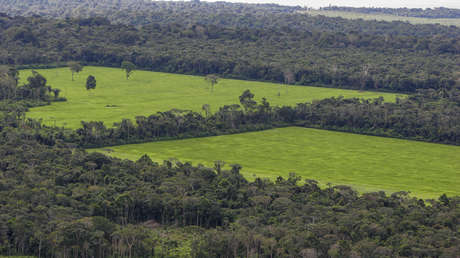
<box><xmin>68</xmin><ymin>61</ymin><xmax>83</xmax><ymax>81</ymax></box>
<box><xmin>86</xmin><ymin>75</ymin><xmax>96</xmax><ymax>91</ymax></box>
<box><xmin>205</xmin><ymin>74</ymin><xmax>219</xmax><ymax>92</ymax></box>
<box><xmin>121</xmin><ymin>61</ymin><xmax>136</xmax><ymax>80</ymax></box>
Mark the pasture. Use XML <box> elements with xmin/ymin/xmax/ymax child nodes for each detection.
<box><xmin>20</xmin><ymin>67</ymin><xmax>401</xmax><ymax>128</ymax></box>
<box><xmin>306</xmin><ymin>10</ymin><xmax>460</xmax><ymax>26</ymax></box>
<box><xmin>91</xmin><ymin>127</ymin><xmax>460</xmax><ymax>199</ymax></box>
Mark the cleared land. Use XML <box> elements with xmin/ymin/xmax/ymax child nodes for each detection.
<box><xmin>21</xmin><ymin>67</ymin><xmax>401</xmax><ymax>128</ymax></box>
<box><xmin>306</xmin><ymin>10</ymin><xmax>460</xmax><ymax>26</ymax></box>
<box><xmin>92</xmin><ymin>127</ymin><xmax>460</xmax><ymax>199</ymax></box>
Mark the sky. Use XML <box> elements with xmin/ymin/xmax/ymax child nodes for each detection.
<box><xmin>195</xmin><ymin>0</ymin><xmax>460</xmax><ymax>9</ymax></box>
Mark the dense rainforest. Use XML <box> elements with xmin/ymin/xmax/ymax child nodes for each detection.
<box><xmin>322</xmin><ymin>6</ymin><xmax>460</xmax><ymax>19</ymax></box>
<box><xmin>1</xmin><ymin>125</ymin><xmax>459</xmax><ymax>257</ymax></box>
<box><xmin>1</xmin><ymin>1</ymin><xmax>460</xmax><ymax>257</ymax></box>
<box><xmin>0</xmin><ymin>1</ymin><xmax>459</xmax><ymax>93</ymax></box>
<box><xmin>1</xmin><ymin>86</ymin><xmax>460</xmax><ymax>257</ymax></box>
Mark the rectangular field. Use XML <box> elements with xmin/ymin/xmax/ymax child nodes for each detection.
<box><xmin>20</xmin><ymin>67</ymin><xmax>401</xmax><ymax>128</ymax></box>
<box><xmin>306</xmin><ymin>10</ymin><xmax>460</xmax><ymax>26</ymax></box>
<box><xmin>91</xmin><ymin>127</ymin><xmax>460</xmax><ymax>199</ymax></box>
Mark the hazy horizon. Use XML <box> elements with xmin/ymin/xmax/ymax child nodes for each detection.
<box><xmin>192</xmin><ymin>0</ymin><xmax>460</xmax><ymax>9</ymax></box>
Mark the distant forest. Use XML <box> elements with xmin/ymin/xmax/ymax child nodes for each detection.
<box><xmin>0</xmin><ymin>0</ymin><xmax>459</xmax><ymax>93</ymax></box>
<box><xmin>322</xmin><ymin>6</ymin><xmax>460</xmax><ymax>19</ymax></box>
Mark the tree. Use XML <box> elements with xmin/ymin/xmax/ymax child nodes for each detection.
<box><xmin>86</xmin><ymin>75</ymin><xmax>97</xmax><ymax>91</ymax></box>
<box><xmin>205</xmin><ymin>74</ymin><xmax>219</xmax><ymax>92</ymax></box>
<box><xmin>239</xmin><ymin>89</ymin><xmax>257</xmax><ymax>112</ymax></box>
<box><xmin>68</xmin><ymin>61</ymin><xmax>83</xmax><ymax>81</ymax></box>
<box><xmin>121</xmin><ymin>61</ymin><xmax>136</xmax><ymax>80</ymax></box>
<box><xmin>0</xmin><ymin>66</ymin><xmax>17</xmax><ymax>100</ymax></box>
<box><xmin>6</xmin><ymin>66</ymin><xmax>19</xmax><ymax>85</ymax></box>
<box><xmin>27</xmin><ymin>71</ymin><xmax>48</xmax><ymax>100</ymax></box>
<box><xmin>52</xmin><ymin>88</ymin><xmax>61</xmax><ymax>99</ymax></box>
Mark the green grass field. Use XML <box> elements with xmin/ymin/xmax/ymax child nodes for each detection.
<box><xmin>306</xmin><ymin>10</ymin><xmax>460</xmax><ymax>26</ymax></box>
<box><xmin>91</xmin><ymin>127</ymin><xmax>460</xmax><ymax>199</ymax></box>
<box><xmin>20</xmin><ymin>66</ymin><xmax>401</xmax><ymax>128</ymax></box>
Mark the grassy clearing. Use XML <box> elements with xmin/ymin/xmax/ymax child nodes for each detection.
<box><xmin>305</xmin><ymin>10</ymin><xmax>460</xmax><ymax>26</ymax></box>
<box><xmin>91</xmin><ymin>127</ymin><xmax>460</xmax><ymax>199</ymax></box>
<box><xmin>20</xmin><ymin>66</ymin><xmax>401</xmax><ymax>128</ymax></box>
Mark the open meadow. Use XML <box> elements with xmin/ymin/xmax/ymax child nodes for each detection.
<box><xmin>20</xmin><ymin>67</ymin><xmax>401</xmax><ymax>128</ymax></box>
<box><xmin>91</xmin><ymin>127</ymin><xmax>460</xmax><ymax>199</ymax></box>
<box><xmin>306</xmin><ymin>10</ymin><xmax>460</xmax><ymax>26</ymax></box>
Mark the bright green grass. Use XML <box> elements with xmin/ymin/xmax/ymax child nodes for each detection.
<box><xmin>20</xmin><ymin>66</ymin><xmax>401</xmax><ymax>128</ymax></box>
<box><xmin>91</xmin><ymin>127</ymin><xmax>460</xmax><ymax>199</ymax></box>
<box><xmin>306</xmin><ymin>10</ymin><xmax>460</xmax><ymax>26</ymax></box>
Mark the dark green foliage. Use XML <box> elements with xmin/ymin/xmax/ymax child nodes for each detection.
<box><xmin>0</xmin><ymin>64</ymin><xmax>459</xmax><ymax>258</ymax></box>
<box><xmin>121</xmin><ymin>61</ymin><xmax>135</xmax><ymax>80</ymax></box>
<box><xmin>0</xmin><ymin>68</ymin><xmax>60</xmax><ymax>102</ymax></box>
<box><xmin>0</xmin><ymin>2</ymin><xmax>459</xmax><ymax>256</ymax></box>
<box><xmin>239</xmin><ymin>89</ymin><xmax>257</xmax><ymax>112</ymax></box>
<box><xmin>204</xmin><ymin>74</ymin><xmax>219</xmax><ymax>92</ymax></box>
<box><xmin>86</xmin><ymin>75</ymin><xmax>96</xmax><ymax>90</ymax></box>
<box><xmin>0</xmin><ymin>129</ymin><xmax>459</xmax><ymax>257</ymax></box>
<box><xmin>68</xmin><ymin>61</ymin><xmax>83</xmax><ymax>81</ymax></box>
<box><xmin>0</xmin><ymin>3</ymin><xmax>458</xmax><ymax>92</ymax></box>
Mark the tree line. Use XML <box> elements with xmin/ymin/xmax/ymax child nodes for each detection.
<box><xmin>3</xmin><ymin>69</ymin><xmax>460</xmax><ymax>148</ymax></box>
<box><xmin>0</xmin><ymin>4</ymin><xmax>458</xmax><ymax>93</ymax></box>
<box><xmin>24</xmin><ymin>86</ymin><xmax>460</xmax><ymax>149</ymax></box>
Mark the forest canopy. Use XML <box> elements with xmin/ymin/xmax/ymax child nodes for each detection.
<box><xmin>0</xmin><ymin>1</ymin><xmax>458</xmax><ymax>93</ymax></box>
<box><xmin>0</xmin><ymin>1</ymin><xmax>459</xmax><ymax>257</ymax></box>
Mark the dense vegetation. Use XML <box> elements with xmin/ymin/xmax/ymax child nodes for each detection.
<box><xmin>1</xmin><ymin>1</ymin><xmax>460</xmax><ymax>256</ymax></box>
<box><xmin>0</xmin><ymin>1</ymin><xmax>459</xmax><ymax>93</ymax></box>
<box><xmin>322</xmin><ymin>6</ymin><xmax>460</xmax><ymax>19</ymax></box>
<box><xmin>1</xmin><ymin>129</ymin><xmax>460</xmax><ymax>257</ymax></box>
<box><xmin>0</xmin><ymin>67</ymin><xmax>62</xmax><ymax>103</ymax></box>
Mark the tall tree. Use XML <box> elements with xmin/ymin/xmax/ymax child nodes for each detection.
<box><xmin>0</xmin><ymin>66</ymin><xmax>17</xmax><ymax>100</ymax></box>
<box><xmin>27</xmin><ymin>71</ymin><xmax>48</xmax><ymax>100</ymax></box>
<box><xmin>205</xmin><ymin>74</ymin><xmax>219</xmax><ymax>92</ymax></box>
<box><xmin>239</xmin><ymin>89</ymin><xmax>257</xmax><ymax>112</ymax></box>
<box><xmin>68</xmin><ymin>61</ymin><xmax>83</xmax><ymax>81</ymax></box>
<box><xmin>121</xmin><ymin>61</ymin><xmax>136</xmax><ymax>80</ymax></box>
